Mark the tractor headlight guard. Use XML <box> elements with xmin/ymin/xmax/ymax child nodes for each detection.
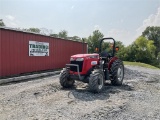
<box><xmin>76</xmin><ymin>58</ymin><xmax>84</xmax><ymax>61</ymax></box>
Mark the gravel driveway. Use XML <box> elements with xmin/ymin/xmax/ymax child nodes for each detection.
<box><xmin>0</xmin><ymin>65</ymin><xmax>160</xmax><ymax>120</ymax></box>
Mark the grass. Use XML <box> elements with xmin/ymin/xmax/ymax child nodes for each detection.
<box><xmin>123</xmin><ymin>61</ymin><xmax>160</xmax><ymax>69</ymax></box>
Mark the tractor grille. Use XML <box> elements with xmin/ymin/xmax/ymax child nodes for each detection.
<box><xmin>70</xmin><ymin>61</ymin><xmax>83</xmax><ymax>72</ymax></box>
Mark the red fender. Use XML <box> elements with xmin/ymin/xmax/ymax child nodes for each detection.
<box><xmin>108</xmin><ymin>57</ymin><xmax>118</xmax><ymax>70</ymax></box>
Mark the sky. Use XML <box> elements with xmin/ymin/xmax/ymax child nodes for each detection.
<box><xmin>0</xmin><ymin>0</ymin><xmax>160</xmax><ymax>46</ymax></box>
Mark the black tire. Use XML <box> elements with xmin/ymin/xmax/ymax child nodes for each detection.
<box><xmin>89</xmin><ymin>69</ymin><xmax>104</xmax><ymax>93</ymax></box>
<box><xmin>110</xmin><ymin>59</ymin><xmax>124</xmax><ymax>86</ymax></box>
<box><xmin>59</xmin><ymin>68</ymin><xmax>74</xmax><ymax>88</ymax></box>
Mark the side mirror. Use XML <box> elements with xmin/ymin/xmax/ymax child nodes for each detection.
<box><xmin>115</xmin><ymin>47</ymin><xmax>119</xmax><ymax>51</ymax></box>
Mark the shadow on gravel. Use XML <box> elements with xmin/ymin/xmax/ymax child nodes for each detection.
<box><xmin>64</xmin><ymin>82</ymin><xmax>134</xmax><ymax>101</ymax></box>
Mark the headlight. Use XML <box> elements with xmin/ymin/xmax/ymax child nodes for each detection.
<box><xmin>70</xmin><ymin>58</ymin><xmax>74</xmax><ymax>61</ymax></box>
<box><xmin>76</xmin><ymin>58</ymin><xmax>84</xmax><ymax>61</ymax></box>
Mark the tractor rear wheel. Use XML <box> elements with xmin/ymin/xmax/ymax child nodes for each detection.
<box><xmin>89</xmin><ymin>69</ymin><xmax>104</xmax><ymax>93</ymax></box>
<box><xmin>59</xmin><ymin>68</ymin><xmax>74</xmax><ymax>88</ymax></box>
<box><xmin>110</xmin><ymin>59</ymin><xmax>124</xmax><ymax>86</ymax></box>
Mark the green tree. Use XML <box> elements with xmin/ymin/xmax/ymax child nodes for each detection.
<box><xmin>50</xmin><ymin>33</ymin><xmax>58</xmax><ymax>37</ymax></box>
<box><xmin>28</xmin><ymin>28</ymin><xmax>40</xmax><ymax>33</ymax></box>
<box><xmin>157</xmin><ymin>52</ymin><xmax>160</xmax><ymax>67</ymax></box>
<box><xmin>115</xmin><ymin>41</ymin><xmax>127</xmax><ymax>60</ymax></box>
<box><xmin>142</xmin><ymin>26</ymin><xmax>160</xmax><ymax>57</ymax></box>
<box><xmin>81</xmin><ymin>38</ymin><xmax>87</xmax><ymax>43</ymax></box>
<box><xmin>115</xmin><ymin>41</ymin><xmax>124</xmax><ymax>48</ymax></box>
<box><xmin>72</xmin><ymin>36</ymin><xmax>81</xmax><ymax>41</ymax></box>
<box><xmin>133</xmin><ymin>36</ymin><xmax>156</xmax><ymax>64</ymax></box>
<box><xmin>87</xmin><ymin>30</ymin><xmax>104</xmax><ymax>53</ymax></box>
<box><xmin>0</xmin><ymin>19</ymin><xmax>5</xmax><ymax>26</ymax></box>
<box><xmin>58</xmin><ymin>30</ymin><xmax>68</xmax><ymax>39</ymax></box>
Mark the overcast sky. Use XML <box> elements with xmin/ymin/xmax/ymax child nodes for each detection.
<box><xmin>0</xmin><ymin>0</ymin><xmax>160</xmax><ymax>46</ymax></box>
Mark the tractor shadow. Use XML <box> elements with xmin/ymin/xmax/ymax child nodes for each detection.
<box><xmin>65</xmin><ymin>82</ymin><xmax>134</xmax><ymax>101</ymax></box>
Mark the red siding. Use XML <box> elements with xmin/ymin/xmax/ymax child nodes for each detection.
<box><xmin>0</xmin><ymin>29</ymin><xmax>2</xmax><ymax>77</ymax></box>
<box><xmin>0</xmin><ymin>28</ymin><xmax>87</xmax><ymax>77</ymax></box>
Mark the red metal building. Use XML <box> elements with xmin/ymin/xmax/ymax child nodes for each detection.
<box><xmin>0</xmin><ymin>27</ymin><xmax>87</xmax><ymax>77</ymax></box>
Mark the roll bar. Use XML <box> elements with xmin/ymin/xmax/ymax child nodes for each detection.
<box><xmin>99</xmin><ymin>37</ymin><xmax>116</xmax><ymax>57</ymax></box>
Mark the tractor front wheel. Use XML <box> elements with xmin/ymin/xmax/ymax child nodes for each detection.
<box><xmin>59</xmin><ymin>68</ymin><xmax>74</xmax><ymax>88</ymax></box>
<box><xmin>89</xmin><ymin>69</ymin><xmax>104</xmax><ymax>93</ymax></box>
<box><xmin>110</xmin><ymin>59</ymin><xmax>124</xmax><ymax>86</ymax></box>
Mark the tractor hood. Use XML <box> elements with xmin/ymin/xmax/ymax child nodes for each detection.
<box><xmin>71</xmin><ymin>54</ymin><xmax>99</xmax><ymax>58</ymax></box>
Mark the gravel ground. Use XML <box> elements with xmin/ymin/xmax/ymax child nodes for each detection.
<box><xmin>0</xmin><ymin>65</ymin><xmax>160</xmax><ymax>120</ymax></box>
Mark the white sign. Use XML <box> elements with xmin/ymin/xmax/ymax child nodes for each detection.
<box><xmin>29</xmin><ymin>41</ymin><xmax>49</xmax><ymax>56</ymax></box>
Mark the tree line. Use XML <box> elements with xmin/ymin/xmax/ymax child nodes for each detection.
<box><xmin>0</xmin><ymin>19</ymin><xmax>159</xmax><ymax>68</ymax></box>
<box><xmin>118</xmin><ymin>27</ymin><xmax>160</xmax><ymax>68</ymax></box>
<box><xmin>86</xmin><ymin>27</ymin><xmax>160</xmax><ymax>68</ymax></box>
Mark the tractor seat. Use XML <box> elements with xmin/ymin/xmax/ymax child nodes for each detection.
<box><xmin>101</xmin><ymin>51</ymin><xmax>109</xmax><ymax>58</ymax></box>
<box><xmin>100</xmin><ymin>51</ymin><xmax>112</xmax><ymax>63</ymax></box>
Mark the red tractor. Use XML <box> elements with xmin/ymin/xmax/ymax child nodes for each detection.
<box><xmin>59</xmin><ymin>38</ymin><xmax>124</xmax><ymax>93</ymax></box>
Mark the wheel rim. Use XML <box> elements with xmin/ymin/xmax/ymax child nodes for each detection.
<box><xmin>117</xmin><ymin>65</ymin><xmax>123</xmax><ymax>82</ymax></box>
<box><xmin>98</xmin><ymin>74</ymin><xmax>104</xmax><ymax>90</ymax></box>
